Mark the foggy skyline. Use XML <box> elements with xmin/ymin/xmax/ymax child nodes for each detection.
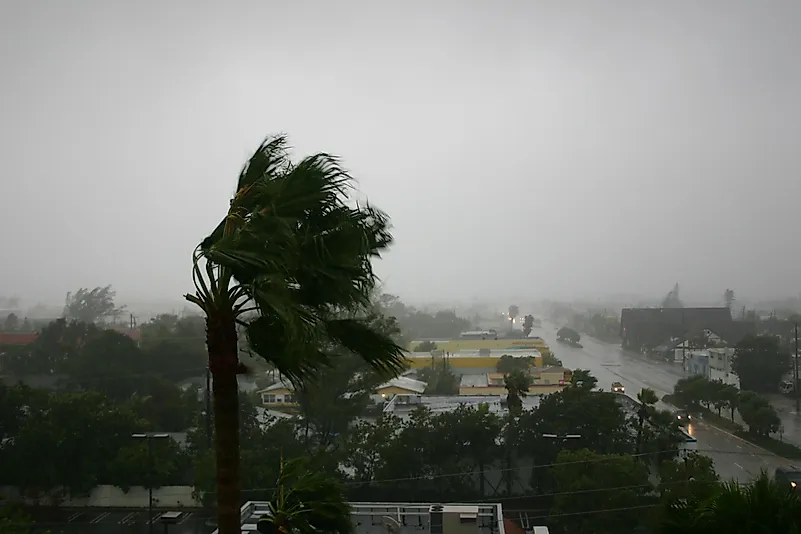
<box><xmin>2</xmin><ymin>1</ymin><xmax>801</xmax><ymax>306</ymax></box>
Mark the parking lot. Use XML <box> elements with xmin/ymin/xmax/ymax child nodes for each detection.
<box><xmin>30</xmin><ymin>508</ymin><xmax>216</xmax><ymax>534</ymax></box>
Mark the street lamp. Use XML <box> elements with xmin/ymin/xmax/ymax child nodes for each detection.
<box><xmin>132</xmin><ymin>432</ymin><xmax>170</xmax><ymax>534</ymax></box>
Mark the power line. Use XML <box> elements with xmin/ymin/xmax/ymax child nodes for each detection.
<box><xmin>88</xmin><ymin>446</ymin><xmax>774</xmax><ymax>498</ymax></box>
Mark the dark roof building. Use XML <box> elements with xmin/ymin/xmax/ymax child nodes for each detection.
<box><xmin>620</xmin><ymin>307</ymin><xmax>734</xmax><ymax>350</ymax></box>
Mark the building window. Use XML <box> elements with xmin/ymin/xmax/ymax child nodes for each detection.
<box><xmin>284</xmin><ymin>394</ymin><xmax>294</xmax><ymax>403</ymax></box>
<box><xmin>263</xmin><ymin>394</ymin><xmax>276</xmax><ymax>404</ymax></box>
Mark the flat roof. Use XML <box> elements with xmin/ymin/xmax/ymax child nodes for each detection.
<box><xmin>407</xmin><ymin>349</ymin><xmax>542</xmax><ymax>359</ymax></box>
<box><xmin>217</xmin><ymin>501</ymin><xmax>506</xmax><ymax>534</ymax></box>
<box><xmin>383</xmin><ymin>394</ymin><xmax>542</xmax><ymax>415</ymax></box>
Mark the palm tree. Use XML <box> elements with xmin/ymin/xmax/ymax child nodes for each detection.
<box><xmin>257</xmin><ymin>456</ymin><xmax>353</xmax><ymax>534</ymax></box>
<box><xmin>661</xmin><ymin>471</ymin><xmax>801</xmax><ymax>533</ymax></box>
<box><xmin>504</xmin><ymin>370</ymin><xmax>533</xmax><ymax>414</ymax></box>
<box><xmin>186</xmin><ymin>135</ymin><xmax>407</xmax><ymax>534</ymax></box>
<box><xmin>635</xmin><ymin>388</ymin><xmax>659</xmax><ymax>454</ymax></box>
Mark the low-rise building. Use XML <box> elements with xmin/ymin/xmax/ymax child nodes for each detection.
<box><xmin>257</xmin><ymin>380</ymin><xmax>296</xmax><ymax>407</ymax></box>
<box><xmin>373</xmin><ymin>376</ymin><xmax>427</xmax><ymax>401</ymax></box>
<box><xmin>406</xmin><ymin>349</ymin><xmax>543</xmax><ymax>374</ymax></box>
<box><xmin>458</xmin><ymin>367</ymin><xmax>569</xmax><ymax>397</ymax></box>
<box><xmin>217</xmin><ymin>501</ymin><xmax>510</xmax><ymax>534</ymax></box>
<box><xmin>257</xmin><ymin>376</ymin><xmax>429</xmax><ymax>408</ymax></box>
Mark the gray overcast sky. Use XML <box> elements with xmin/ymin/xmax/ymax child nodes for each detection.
<box><xmin>1</xmin><ymin>1</ymin><xmax>800</xmax><ymax>306</ymax></box>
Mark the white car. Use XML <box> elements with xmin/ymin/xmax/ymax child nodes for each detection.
<box><xmin>611</xmin><ymin>382</ymin><xmax>625</xmax><ymax>393</ymax></box>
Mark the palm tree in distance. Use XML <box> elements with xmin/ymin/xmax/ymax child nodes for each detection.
<box><xmin>504</xmin><ymin>370</ymin><xmax>533</xmax><ymax>414</ymax></box>
<box><xmin>635</xmin><ymin>387</ymin><xmax>660</xmax><ymax>454</ymax></box>
<box><xmin>186</xmin><ymin>135</ymin><xmax>407</xmax><ymax>534</ymax></box>
<box><xmin>661</xmin><ymin>471</ymin><xmax>801</xmax><ymax>533</ymax></box>
<box><xmin>257</xmin><ymin>456</ymin><xmax>353</xmax><ymax>534</ymax></box>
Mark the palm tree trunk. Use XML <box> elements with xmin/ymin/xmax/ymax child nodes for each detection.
<box><xmin>207</xmin><ymin>315</ymin><xmax>241</xmax><ymax>534</ymax></box>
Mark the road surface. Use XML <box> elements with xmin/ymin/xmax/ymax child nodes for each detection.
<box><xmin>537</xmin><ymin>324</ymin><xmax>791</xmax><ymax>482</ymax></box>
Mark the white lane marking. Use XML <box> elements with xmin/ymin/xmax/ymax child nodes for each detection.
<box><xmin>68</xmin><ymin>512</ymin><xmax>83</xmax><ymax>522</ymax></box>
<box><xmin>90</xmin><ymin>512</ymin><xmax>110</xmax><ymax>524</ymax></box>
<box><xmin>734</xmin><ymin>462</ymin><xmax>744</xmax><ymax>470</ymax></box>
<box><xmin>119</xmin><ymin>512</ymin><xmax>138</xmax><ymax>525</ymax></box>
<box><xmin>179</xmin><ymin>512</ymin><xmax>193</xmax><ymax>524</ymax></box>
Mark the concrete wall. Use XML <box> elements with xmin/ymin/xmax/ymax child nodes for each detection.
<box><xmin>0</xmin><ymin>485</ymin><xmax>200</xmax><ymax>508</ymax></box>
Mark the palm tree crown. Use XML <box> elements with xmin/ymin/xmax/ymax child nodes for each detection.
<box><xmin>186</xmin><ymin>135</ymin><xmax>408</xmax><ymax>534</ymax></box>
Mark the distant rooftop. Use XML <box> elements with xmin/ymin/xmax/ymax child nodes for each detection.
<box><xmin>383</xmin><ymin>393</ymin><xmax>541</xmax><ymax>415</ymax></box>
<box><xmin>218</xmin><ymin>501</ymin><xmax>507</xmax><ymax>534</ymax></box>
<box><xmin>407</xmin><ymin>349</ymin><xmax>542</xmax><ymax>359</ymax></box>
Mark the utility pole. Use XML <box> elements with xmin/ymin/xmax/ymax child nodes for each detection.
<box><xmin>132</xmin><ymin>433</ymin><xmax>169</xmax><ymax>534</ymax></box>
<box><xmin>795</xmin><ymin>322</ymin><xmax>799</xmax><ymax>414</ymax></box>
<box><xmin>205</xmin><ymin>366</ymin><xmax>212</xmax><ymax>449</ymax></box>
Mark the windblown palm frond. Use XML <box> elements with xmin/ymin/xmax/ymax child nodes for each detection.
<box><xmin>189</xmin><ymin>134</ymin><xmax>407</xmax><ymax>383</ymax></box>
<box><xmin>664</xmin><ymin>472</ymin><xmax>801</xmax><ymax>533</ymax></box>
<box><xmin>186</xmin><ymin>135</ymin><xmax>407</xmax><ymax>534</ymax></box>
<box><xmin>257</xmin><ymin>457</ymin><xmax>353</xmax><ymax>534</ymax></box>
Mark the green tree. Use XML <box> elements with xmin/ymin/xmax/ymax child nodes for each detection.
<box><xmin>343</xmin><ymin>415</ymin><xmax>400</xmax><ymax>485</ymax></box>
<box><xmin>570</xmin><ymin>368</ymin><xmax>598</xmax><ymax>390</ymax></box>
<box><xmin>0</xmin><ymin>506</ymin><xmax>33</xmax><ymax>534</ymax></box>
<box><xmin>438</xmin><ymin>404</ymin><xmax>502</xmax><ymax>497</ymax></box>
<box><xmin>2</xmin><ymin>313</ymin><xmax>19</xmax><ymax>332</ymax></box>
<box><xmin>528</xmin><ymin>387</ymin><xmax>631</xmax><ymax>456</ymax></box>
<box><xmin>658</xmin><ymin>453</ymin><xmax>719</xmax><ymax>504</ymax></box>
<box><xmin>738</xmin><ymin>391</ymin><xmax>781</xmax><ymax>436</ymax></box>
<box><xmin>107</xmin><ymin>439</ymin><xmax>187</xmax><ymax>491</ymax></box>
<box><xmin>3</xmin><ymin>390</ymin><xmax>149</xmax><ymax>500</ymax></box>
<box><xmin>732</xmin><ymin>335</ymin><xmax>790</xmax><ymax>393</ymax></box>
<box><xmin>672</xmin><ymin>375</ymin><xmax>710</xmax><ymax>412</ymax></box>
<box><xmin>256</xmin><ymin>456</ymin><xmax>352</xmax><ymax>534</ymax></box>
<box><xmin>522</xmin><ymin>314</ymin><xmax>534</xmax><ymax>337</ymax></box>
<box><xmin>418</xmin><ymin>359</ymin><xmax>459</xmax><ymax>395</ymax></box>
<box><xmin>496</xmin><ymin>354</ymin><xmax>532</xmax><ymax>374</ymax></box>
<box><xmin>63</xmin><ymin>285</ymin><xmax>126</xmax><ymax>324</ymax></box>
<box><xmin>557</xmin><ymin>326</ymin><xmax>581</xmax><ymax>344</ymax></box>
<box><xmin>660</xmin><ymin>472</ymin><xmax>801</xmax><ymax>533</ymax></box>
<box><xmin>635</xmin><ymin>387</ymin><xmax>659</xmax><ymax>454</ymax></box>
<box><xmin>184</xmin><ymin>135</ymin><xmax>407</xmax><ymax>534</ymax></box>
<box><xmin>503</xmin><ymin>370</ymin><xmax>532</xmax><ymax>414</ymax></box>
<box><xmin>541</xmin><ymin>351</ymin><xmax>564</xmax><ymax>367</ymax></box>
<box><xmin>550</xmin><ymin>449</ymin><xmax>652</xmax><ymax>534</ymax></box>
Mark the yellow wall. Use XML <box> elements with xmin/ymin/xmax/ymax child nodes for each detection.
<box><xmin>263</xmin><ymin>387</ymin><xmax>292</xmax><ymax>396</ymax></box>
<box><xmin>458</xmin><ymin>384</ymin><xmax>566</xmax><ymax>396</ymax></box>
<box><xmin>406</xmin><ymin>355</ymin><xmax>544</xmax><ymax>369</ymax></box>
<box><xmin>412</xmin><ymin>338</ymin><xmax>551</xmax><ymax>355</ymax></box>
<box><xmin>260</xmin><ymin>387</ymin><xmax>297</xmax><ymax>407</ymax></box>
<box><xmin>535</xmin><ymin>371</ymin><xmax>567</xmax><ymax>384</ymax></box>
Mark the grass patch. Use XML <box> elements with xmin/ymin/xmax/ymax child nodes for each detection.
<box><xmin>702</xmin><ymin>411</ymin><xmax>743</xmax><ymax>433</ymax></box>
<box><xmin>733</xmin><ymin>431</ymin><xmax>801</xmax><ymax>460</ymax></box>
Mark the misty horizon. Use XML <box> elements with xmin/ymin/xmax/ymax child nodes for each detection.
<box><xmin>2</xmin><ymin>1</ymin><xmax>800</xmax><ymax>306</ymax></box>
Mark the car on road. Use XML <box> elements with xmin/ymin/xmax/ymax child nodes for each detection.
<box><xmin>675</xmin><ymin>410</ymin><xmax>693</xmax><ymax>425</ymax></box>
<box><xmin>611</xmin><ymin>382</ymin><xmax>625</xmax><ymax>393</ymax></box>
<box><xmin>775</xmin><ymin>466</ymin><xmax>801</xmax><ymax>490</ymax></box>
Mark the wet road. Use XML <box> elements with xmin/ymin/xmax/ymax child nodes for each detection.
<box><xmin>537</xmin><ymin>324</ymin><xmax>790</xmax><ymax>481</ymax></box>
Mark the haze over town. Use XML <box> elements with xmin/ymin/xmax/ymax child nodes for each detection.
<box><xmin>2</xmin><ymin>0</ymin><xmax>801</xmax><ymax>309</ymax></box>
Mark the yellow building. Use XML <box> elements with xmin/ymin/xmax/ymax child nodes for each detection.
<box><xmin>405</xmin><ymin>349</ymin><xmax>543</xmax><ymax>370</ymax></box>
<box><xmin>373</xmin><ymin>376</ymin><xmax>427</xmax><ymax>400</ymax></box>
<box><xmin>458</xmin><ymin>367</ymin><xmax>570</xmax><ymax>397</ymax></box>
<box><xmin>410</xmin><ymin>337</ymin><xmax>551</xmax><ymax>356</ymax></box>
<box><xmin>257</xmin><ymin>380</ymin><xmax>296</xmax><ymax>407</ymax></box>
